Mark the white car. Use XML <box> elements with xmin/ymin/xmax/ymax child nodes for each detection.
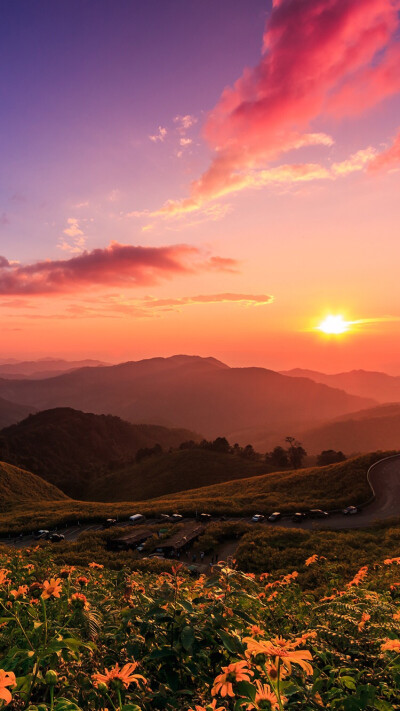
<box><xmin>342</xmin><ymin>505</ymin><xmax>358</xmax><ymax>515</ymax></box>
<box><xmin>251</xmin><ymin>514</ymin><xmax>265</xmax><ymax>523</ymax></box>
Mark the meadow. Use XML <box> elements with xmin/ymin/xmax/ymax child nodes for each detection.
<box><xmin>0</xmin><ymin>545</ymin><xmax>399</xmax><ymax>709</ymax></box>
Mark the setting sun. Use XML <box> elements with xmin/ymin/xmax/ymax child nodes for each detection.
<box><xmin>317</xmin><ymin>315</ymin><xmax>351</xmax><ymax>335</ymax></box>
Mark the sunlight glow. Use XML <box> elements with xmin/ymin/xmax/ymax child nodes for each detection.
<box><xmin>317</xmin><ymin>315</ymin><xmax>351</xmax><ymax>335</ymax></box>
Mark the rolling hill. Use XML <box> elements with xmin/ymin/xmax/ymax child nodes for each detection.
<box><xmin>0</xmin><ymin>396</ymin><xmax>36</xmax><ymax>429</ymax></box>
<box><xmin>85</xmin><ymin>448</ymin><xmax>270</xmax><ymax>502</ymax></box>
<box><xmin>0</xmin><ymin>460</ymin><xmax>68</xmax><ymax>504</ymax></box>
<box><xmin>0</xmin><ymin>358</ymin><xmax>108</xmax><ymax>379</ymax></box>
<box><xmin>300</xmin><ymin>403</ymin><xmax>400</xmax><ymax>454</ymax></box>
<box><xmin>282</xmin><ymin>368</ymin><xmax>400</xmax><ymax>403</ymax></box>
<box><xmin>0</xmin><ymin>408</ymin><xmax>200</xmax><ymax>498</ymax></box>
<box><xmin>0</xmin><ymin>355</ymin><xmax>375</xmax><ymax>442</ymax></box>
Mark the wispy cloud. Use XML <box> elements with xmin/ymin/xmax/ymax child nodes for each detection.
<box><xmin>58</xmin><ymin>218</ymin><xmax>87</xmax><ymax>253</ymax></box>
<box><xmin>149</xmin><ymin>126</ymin><xmax>167</xmax><ymax>143</ymax></box>
<box><xmin>160</xmin><ymin>0</ymin><xmax>400</xmax><ymax>213</ymax></box>
<box><xmin>368</xmin><ymin>128</ymin><xmax>400</xmax><ymax>173</ymax></box>
<box><xmin>0</xmin><ymin>242</ymin><xmax>239</xmax><ymax>296</ymax></box>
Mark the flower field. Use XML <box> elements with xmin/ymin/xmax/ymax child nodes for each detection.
<box><xmin>0</xmin><ymin>548</ymin><xmax>399</xmax><ymax>710</ymax></box>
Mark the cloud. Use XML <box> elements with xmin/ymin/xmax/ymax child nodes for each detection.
<box><xmin>0</xmin><ymin>242</ymin><xmax>239</xmax><ymax>296</ymax></box>
<box><xmin>368</xmin><ymin>128</ymin><xmax>400</xmax><ymax>172</ymax></box>
<box><xmin>63</xmin><ymin>217</ymin><xmax>84</xmax><ymax>238</ymax></box>
<box><xmin>174</xmin><ymin>114</ymin><xmax>197</xmax><ymax>132</ymax></box>
<box><xmin>58</xmin><ymin>218</ymin><xmax>87</xmax><ymax>253</ymax></box>
<box><xmin>149</xmin><ymin>126</ymin><xmax>167</xmax><ymax>143</ymax></box>
<box><xmin>332</xmin><ymin>147</ymin><xmax>378</xmax><ymax>175</ymax></box>
<box><xmin>162</xmin><ymin>0</ymin><xmax>400</xmax><ymax>210</ymax></box>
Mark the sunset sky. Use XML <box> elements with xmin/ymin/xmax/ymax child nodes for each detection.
<box><xmin>1</xmin><ymin>0</ymin><xmax>399</xmax><ymax>372</ymax></box>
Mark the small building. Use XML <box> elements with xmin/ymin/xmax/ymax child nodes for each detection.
<box><xmin>155</xmin><ymin>524</ymin><xmax>205</xmax><ymax>557</ymax></box>
<box><xmin>107</xmin><ymin>528</ymin><xmax>153</xmax><ymax>551</ymax></box>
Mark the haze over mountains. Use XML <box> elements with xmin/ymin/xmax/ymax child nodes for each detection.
<box><xmin>0</xmin><ymin>356</ymin><xmax>374</xmax><ymax>442</ymax></box>
<box><xmin>0</xmin><ymin>358</ymin><xmax>107</xmax><ymax>380</ymax></box>
<box><xmin>282</xmin><ymin>368</ymin><xmax>400</xmax><ymax>403</ymax></box>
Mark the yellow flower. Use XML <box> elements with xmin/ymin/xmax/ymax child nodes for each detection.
<box><xmin>41</xmin><ymin>578</ymin><xmax>62</xmax><ymax>599</ymax></box>
<box><xmin>10</xmin><ymin>585</ymin><xmax>28</xmax><ymax>599</ymax></box>
<box><xmin>246</xmin><ymin>680</ymin><xmax>281</xmax><ymax>710</ymax></box>
<box><xmin>0</xmin><ymin>570</ymin><xmax>10</xmax><ymax>585</ymax></box>
<box><xmin>211</xmin><ymin>661</ymin><xmax>253</xmax><ymax>697</ymax></box>
<box><xmin>244</xmin><ymin>636</ymin><xmax>313</xmax><ymax>676</ymax></box>
<box><xmin>381</xmin><ymin>639</ymin><xmax>400</xmax><ymax>653</ymax></box>
<box><xmin>93</xmin><ymin>662</ymin><xmax>147</xmax><ymax>689</ymax></box>
<box><xmin>0</xmin><ymin>670</ymin><xmax>16</xmax><ymax>705</ymax></box>
<box><xmin>189</xmin><ymin>702</ymin><xmax>225</xmax><ymax>711</ymax></box>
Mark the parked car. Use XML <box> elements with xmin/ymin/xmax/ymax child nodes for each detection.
<box><xmin>199</xmin><ymin>513</ymin><xmax>212</xmax><ymax>521</ymax></box>
<box><xmin>103</xmin><ymin>518</ymin><xmax>117</xmax><ymax>528</ymax></box>
<box><xmin>129</xmin><ymin>514</ymin><xmax>146</xmax><ymax>525</ymax></box>
<box><xmin>147</xmin><ymin>553</ymin><xmax>164</xmax><ymax>559</ymax></box>
<box><xmin>268</xmin><ymin>512</ymin><xmax>282</xmax><ymax>522</ymax></box>
<box><xmin>169</xmin><ymin>513</ymin><xmax>183</xmax><ymax>522</ymax></box>
<box><xmin>34</xmin><ymin>529</ymin><xmax>49</xmax><ymax>540</ymax></box>
<box><xmin>136</xmin><ymin>544</ymin><xmax>145</xmax><ymax>552</ymax></box>
<box><xmin>342</xmin><ymin>505</ymin><xmax>359</xmax><ymax>515</ymax></box>
<box><xmin>251</xmin><ymin>514</ymin><xmax>265</xmax><ymax>523</ymax></box>
<box><xmin>308</xmin><ymin>509</ymin><xmax>329</xmax><ymax>519</ymax></box>
<box><xmin>47</xmin><ymin>533</ymin><xmax>65</xmax><ymax>543</ymax></box>
<box><xmin>159</xmin><ymin>514</ymin><xmax>170</xmax><ymax>521</ymax></box>
<box><xmin>292</xmin><ymin>512</ymin><xmax>305</xmax><ymax>523</ymax></box>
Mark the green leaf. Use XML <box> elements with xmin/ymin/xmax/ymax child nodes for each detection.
<box><xmin>181</xmin><ymin>625</ymin><xmax>195</xmax><ymax>651</ymax></box>
<box><xmin>219</xmin><ymin>630</ymin><xmax>245</xmax><ymax>654</ymax></box>
<box><xmin>236</xmin><ymin>680</ymin><xmax>256</xmax><ymax>702</ymax></box>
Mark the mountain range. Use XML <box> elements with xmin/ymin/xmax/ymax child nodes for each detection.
<box><xmin>282</xmin><ymin>368</ymin><xmax>400</xmax><ymax>403</ymax></box>
<box><xmin>0</xmin><ymin>355</ymin><xmax>374</xmax><ymax>444</ymax></box>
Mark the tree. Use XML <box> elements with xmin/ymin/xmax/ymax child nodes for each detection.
<box><xmin>317</xmin><ymin>449</ymin><xmax>346</xmax><ymax>466</ymax></box>
<box><xmin>285</xmin><ymin>436</ymin><xmax>307</xmax><ymax>469</ymax></box>
<box><xmin>266</xmin><ymin>445</ymin><xmax>289</xmax><ymax>468</ymax></box>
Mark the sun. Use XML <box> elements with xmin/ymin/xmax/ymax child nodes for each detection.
<box><xmin>317</xmin><ymin>315</ymin><xmax>351</xmax><ymax>334</ymax></box>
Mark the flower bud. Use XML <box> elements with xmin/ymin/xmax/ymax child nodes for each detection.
<box><xmin>45</xmin><ymin>670</ymin><xmax>58</xmax><ymax>685</ymax></box>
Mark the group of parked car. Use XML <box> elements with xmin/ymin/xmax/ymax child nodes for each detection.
<box><xmin>251</xmin><ymin>505</ymin><xmax>359</xmax><ymax>524</ymax></box>
<box><xmin>33</xmin><ymin>530</ymin><xmax>65</xmax><ymax>542</ymax></box>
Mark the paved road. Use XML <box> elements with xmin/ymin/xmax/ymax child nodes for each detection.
<box><xmin>1</xmin><ymin>455</ymin><xmax>400</xmax><ymax>548</ymax></box>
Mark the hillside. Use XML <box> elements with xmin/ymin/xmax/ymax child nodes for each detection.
<box><xmin>0</xmin><ymin>396</ymin><xmax>35</xmax><ymax>429</ymax></box>
<box><xmin>301</xmin><ymin>403</ymin><xmax>400</xmax><ymax>453</ymax></box>
<box><xmin>0</xmin><ymin>460</ymin><xmax>68</xmax><ymax>503</ymax></box>
<box><xmin>85</xmin><ymin>448</ymin><xmax>269</xmax><ymax>502</ymax></box>
<box><xmin>0</xmin><ymin>408</ymin><xmax>200</xmax><ymax>497</ymax></box>
<box><xmin>282</xmin><ymin>367</ymin><xmax>400</xmax><ymax>403</ymax></box>
<box><xmin>0</xmin><ymin>355</ymin><xmax>375</xmax><ymax>440</ymax></box>
<box><xmin>0</xmin><ymin>358</ymin><xmax>108</xmax><ymax>379</ymax></box>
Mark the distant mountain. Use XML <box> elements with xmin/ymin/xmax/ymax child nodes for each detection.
<box><xmin>0</xmin><ymin>355</ymin><xmax>375</xmax><ymax>443</ymax></box>
<box><xmin>281</xmin><ymin>368</ymin><xmax>400</xmax><ymax>403</ymax></box>
<box><xmin>0</xmin><ymin>358</ymin><xmax>108</xmax><ymax>380</ymax></box>
<box><xmin>0</xmin><ymin>397</ymin><xmax>36</xmax><ymax>429</ymax></box>
<box><xmin>300</xmin><ymin>403</ymin><xmax>400</xmax><ymax>454</ymax></box>
<box><xmin>0</xmin><ymin>460</ymin><xmax>68</xmax><ymax>504</ymax></box>
<box><xmin>0</xmin><ymin>407</ymin><xmax>200</xmax><ymax>497</ymax></box>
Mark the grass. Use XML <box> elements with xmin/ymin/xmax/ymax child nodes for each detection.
<box><xmin>0</xmin><ymin>452</ymin><xmax>393</xmax><ymax>535</ymax></box>
<box><xmin>0</xmin><ymin>460</ymin><xmax>68</xmax><ymax>504</ymax></box>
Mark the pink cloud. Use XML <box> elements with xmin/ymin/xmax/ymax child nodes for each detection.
<box><xmin>368</xmin><ymin>128</ymin><xmax>400</xmax><ymax>172</ymax></box>
<box><xmin>163</xmin><ymin>0</ymin><xmax>400</xmax><ymax>211</ymax></box>
<box><xmin>0</xmin><ymin>242</ymin><xmax>239</xmax><ymax>296</ymax></box>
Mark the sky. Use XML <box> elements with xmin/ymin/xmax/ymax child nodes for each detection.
<box><xmin>0</xmin><ymin>0</ymin><xmax>400</xmax><ymax>372</ymax></box>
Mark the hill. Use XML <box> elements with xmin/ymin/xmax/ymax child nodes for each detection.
<box><xmin>0</xmin><ymin>355</ymin><xmax>375</xmax><ymax>441</ymax></box>
<box><xmin>85</xmin><ymin>448</ymin><xmax>269</xmax><ymax>502</ymax></box>
<box><xmin>0</xmin><ymin>358</ymin><xmax>108</xmax><ymax>379</ymax></box>
<box><xmin>0</xmin><ymin>396</ymin><xmax>35</xmax><ymax>429</ymax></box>
<box><xmin>0</xmin><ymin>460</ymin><xmax>68</xmax><ymax>503</ymax></box>
<box><xmin>300</xmin><ymin>403</ymin><xmax>400</xmax><ymax>454</ymax></box>
<box><xmin>0</xmin><ymin>408</ymin><xmax>200</xmax><ymax>498</ymax></box>
<box><xmin>282</xmin><ymin>367</ymin><xmax>400</xmax><ymax>403</ymax></box>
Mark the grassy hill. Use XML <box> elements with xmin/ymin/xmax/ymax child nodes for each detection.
<box><xmin>0</xmin><ymin>460</ymin><xmax>68</xmax><ymax>504</ymax></box>
<box><xmin>0</xmin><ymin>453</ymin><xmax>388</xmax><ymax>534</ymax></box>
<box><xmin>0</xmin><ymin>407</ymin><xmax>200</xmax><ymax>497</ymax></box>
<box><xmin>86</xmin><ymin>448</ymin><xmax>269</xmax><ymax>501</ymax></box>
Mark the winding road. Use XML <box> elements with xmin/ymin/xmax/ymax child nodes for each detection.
<box><xmin>1</xmin><ymin>454</ymin><xmax>400</xmax><ymax>548</ymax></box>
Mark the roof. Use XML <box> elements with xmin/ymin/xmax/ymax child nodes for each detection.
<box><xmin>157</xmin><ymin>524</ymin><xmax>205</xmax><ymax>551</ymax></box>
<box><xmin>112</xmin><ymin>528</ymin><xmax>154</xmax><ymax>545</ymax></box>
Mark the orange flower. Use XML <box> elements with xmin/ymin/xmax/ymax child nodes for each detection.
<box><xmin>347</xmin><ymin>566</ymin><xmax>368</xmax><ymax>587</ymax></box>
<box><xmin>10</xmin><ymin>585</ymin><xmax>28</xmax><ymax>599</ymax></box>
<box><xmin>384</xmin><ymin>557</ymin><xmax>400</xmax><ymax>565</ymax></box>
<box><xmin>41</xmin><ymin>578</ymin><xmax>62</xmax><ymax>599</ymax></box>
<box><xmin>246</xmin><ymin>680</ymin><xmax>281</xmax><ymax>710</ymax></box>
<box><xmin>69</xmin><ymin>592</ymin><xmax>90</xmax><ymax>609</ymax></box>
<box><xmin>0</xmin><ymin>670</ymin><xmax>16</xmax><ymax>705</ymax></box>
<box><xmin>393</xmin><ymin>611</ymin><xmax>400</xmax><ymax>621</ymax></box>
<box><xmin>358</xmin><ymin>612</ymin><xmax>370</xmax><ymax>631</ymax></box>
<box><xmin>244</xmin><ymin>636</ymin><xmax>313</xmax><ymax>676</ymax></box>
<box><xmin>76</xmin><ymin>576</ymin><xmax>89</xmax><ymax>587</ymax></box>
<box><xmin>189</xmin><ymin>702</ymin><xmax>225</xmax><ymax>711</ymax></box>
<box><xmin>89</xmin><ymin>562</ymin><xmax>104</xmax><ymax>569</ymax></box>
<box><xmin>0</xmin><ymin>570</ymin><xmax>10</xmax><ymax>585</ymax></box>
<box><xmin>247</xmin><ymin>625</ymin><xmax>263</xmax><ymax>636</ymax></box>
<box><xmin>305</xmin><ymin>555</ymin><xmax>318</xmax><ymax>566</ymax></box>
<box><xmin>381</xmin><ymin>639</ymin><xmax>400</xmax><ymax>653</ymax></box>
<box><xmin>93</xmin><ymin>662</ymin><xmax>146</xmax><ymax>689</ymax></box>
<box><xmin>211</xmin><ymin>661</ymin><xmax>253</xmax><ymax>698</ymax></box>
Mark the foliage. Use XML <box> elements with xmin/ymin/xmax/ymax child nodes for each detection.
<box><xmin>0</xmin><ymin>547</ymin><xmax>399</xmax><ymax>709</ymax></box>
